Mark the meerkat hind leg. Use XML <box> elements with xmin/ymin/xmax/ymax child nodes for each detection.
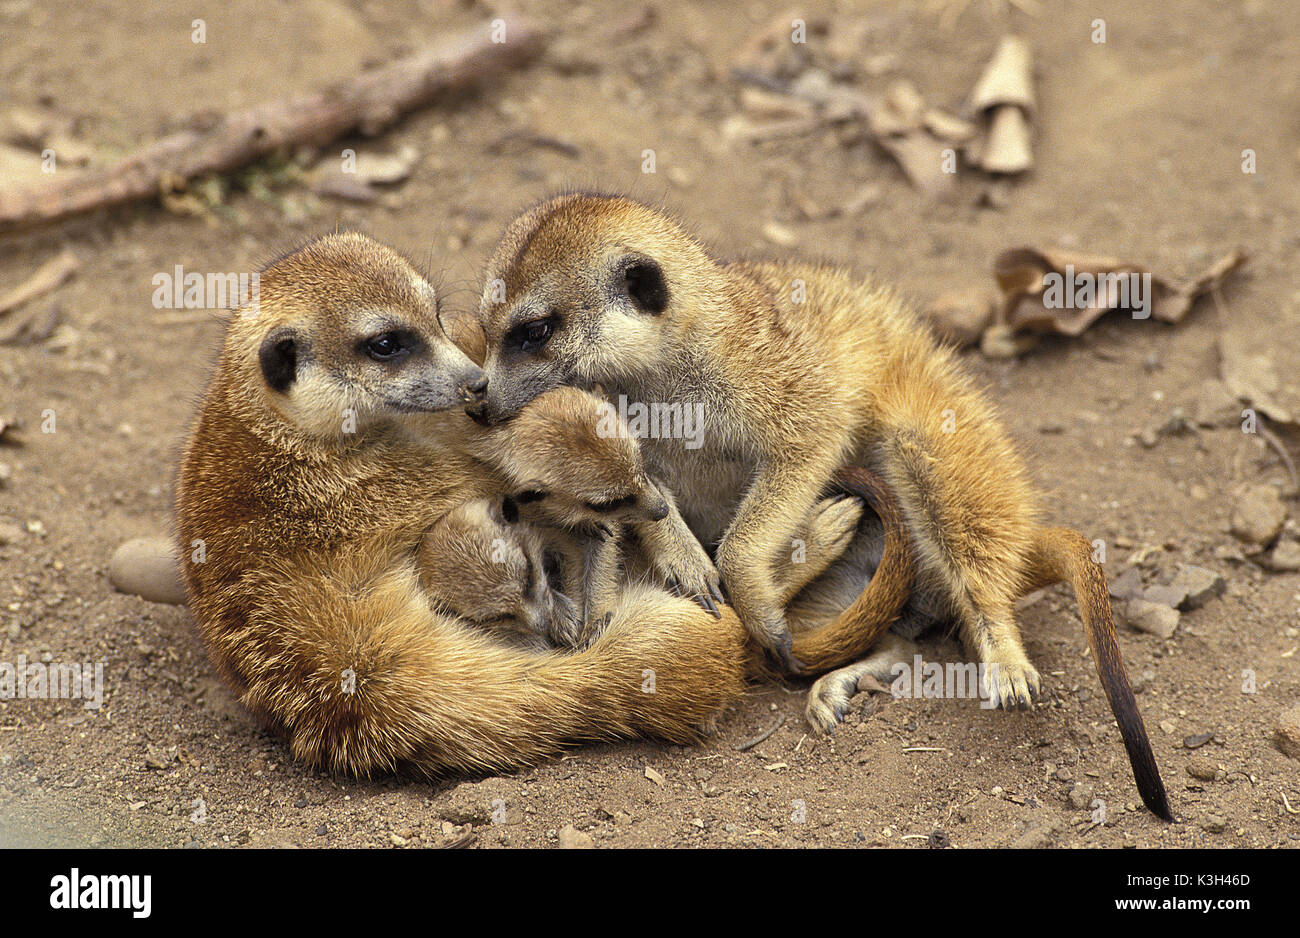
<box><xmin>772</xmin><ymin>493</ymin><xmax>865</xmax><ymax>606</ymax></box>
<box><xmin>806</xmin><ymin>633</ymin><xmax>918</xmax><ymax>732</ymax></box>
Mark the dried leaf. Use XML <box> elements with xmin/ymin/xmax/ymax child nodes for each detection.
<box><xmin>990</xmin><ymin>246</ymin><xmax>1248</xmax><ymax>343</ymax></box>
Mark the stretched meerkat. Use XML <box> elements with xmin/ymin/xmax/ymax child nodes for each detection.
<box><xmin>468</xmin><ymin>194</ymin><xmax>1172</xmax><ymax>819</ymax></box>
<box><xmin>176</xmin><ymin>232</ymin><xmax>773</xmax><ymax>777</ymax></box>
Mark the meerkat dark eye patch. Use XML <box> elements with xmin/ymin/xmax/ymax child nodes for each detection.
<box><xmin>258</xmin><ymin>331</ymin><xmax>298</xmax><ymax>393</ymax></box>
<box><xmin>501</xmin><ymin>496</ymin><xmax>520</xmax><ymax>524</ymax></box>
<box><xmin>514</xmin><ymin>490</ymin><xmax>549</xmax><ymax>504</ymax></box>
<box><xmin>621</xmin><ymin>256</ymin><xmax>668</xmax><ymax>314</ymax></box>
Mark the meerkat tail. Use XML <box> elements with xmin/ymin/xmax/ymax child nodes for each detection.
<box><xmin>230</xmin><ymin>559</ymin><xmax>749</xmax><ymax>776</ymax></box>
<box><xmin>789</xmin><ymin>466</ymin><xmax>916</xmax><ymax>673</ymax></box>
<box><xmin>1022</xmin><ymin>526</ymin><xmax>1173</xmax><ymax>821</ymax></box>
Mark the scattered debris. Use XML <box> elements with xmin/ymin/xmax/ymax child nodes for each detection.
<box><xmin>990</xmin><ymin>246</ymin><xmax>1248</xmax><ymax>347</ymax></box>
<box><xmin>0</xmin><ymin>19</ymin><xmax>545</xmax><ymax>232</ymax></box>
<box><xmin>734</xmin><ymin>714</ymin><xmax>786</xmax><ymax>751</ymax></box>
<box><xmin>1183</xmin><ymin>732</ymin><xmax>1215</xmax><ymax>749</ymax></box>
<box><xmin>1067</xmin><ymin>782</ymin><xmax>1095</xmax><ymax>810</ymax></box>
<box><xmin>643</xmin><ymin>765</ymin><xmax>666</xmax><ymax>786</ymax></box>
<box><xmin>1201</xmin><ymin>814</ymin><xmax>1227</xmax><ymax>833</ymax></box>
<box><xmin>557</xmin><ymin>824</ymin><xmax>594</xmax><ymax>849</ymax></box>
<box><xmin>1107</xmin><ymin>566</ymin><xmax>1145</xmax><ymax>602</ymax></box>
<box><xmin>1274</xmin><ymin>706</ymin><xmax>1300</xmax><ymax>760</ymax></box>
<box><xmin>1143</xmin><ymin>565</ymin><xmax>1225</xmax><ymax>611</ymax></box>
<box><xmin>143</xmin><ymin>745</ymin><xmax>178</xmax><ymax>770</ymax></box>
<box><xmin>1185</xmin><ymin>758</ymin><xmax>1222</xmax><ymax>782</ymax></box>
<box><xmin>311</xmin><ymin>144</ymin><xmax>420</xmax><ymax>202</ymax></box>
<box><xmin>0</xmin><ymin>249</ymin><xmax>78</xmax><ymax>319</ymax></box>
<box><xmin>0</xmin><ymin>416</ymin><xmax>24</xmax><ymax>447</ymax></box>
<box><xmin>966</xmin><ymin>36</ymin><xmax>1035</xmax><ymax>175</ymax></box>
<box><xmin>1122</xmin><ymin>599</ymin><xmax>1179</xmax><ymax>640</ymax></box>
<box><xmin>1265</xmin><ymin>539</ymin><xmax>1300</xmax><ymax>572</ymax></box>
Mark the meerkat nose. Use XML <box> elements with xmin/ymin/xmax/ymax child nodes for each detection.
<box><xmin>460</xmin><ymin>373</ymin><xmax>489</xmax><ymax>402</ymax></box>
<box><xmin>645</xmin><ymin>497</ymin><xmax>670</xmax><ymax>522</ymax></box>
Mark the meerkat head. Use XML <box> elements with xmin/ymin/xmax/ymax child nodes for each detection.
<box><xmin>468</xmin><ymin>195</ymin><xmax>714</xmax><ymax>425</ymax></box>
<box><xmin>230</xmin><ymin>232</ymin><xmax>488</xmax><ymax>440</ymax></box>
<box><xmin>418</xmin><ymin>498</ymin><xmax>578</xmax><ymax>648</ymax></box>
<box><xmin>492</xmin><ymin>387</ymin><xmax>670</xmax><ymax>530</ymax></box>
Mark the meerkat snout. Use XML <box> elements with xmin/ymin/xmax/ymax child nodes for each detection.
<box><xmin>459</xmin><ymin>372</ymin><xmax>489</xmax><ymax>404</ymax></box>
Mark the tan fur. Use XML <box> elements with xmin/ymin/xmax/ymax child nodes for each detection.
<box><xmin>415</xmin><ymin>498</ymin><xmax>581</xmax><ymax>650</ymax></box>
<box><xmin>175</xmin><ymin>233</ymin><xmax>753</xmax><ymax>777</ymax></box>
<box><xmin>470</xmin><ymin>195</ymin><xmax>1170</xmax><ymax>817</ymax></box>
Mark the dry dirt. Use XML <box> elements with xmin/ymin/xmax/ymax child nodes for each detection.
<box><xmin>0</xmin><ymin>0</ymin><xmax>1297</xmax><ymax>849</ymax></box>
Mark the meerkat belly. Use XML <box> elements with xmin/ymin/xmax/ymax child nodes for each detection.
<box><xmin>638</xmin><ymin>437</ymin><xmax>749</xmax><ymax>548</ymax></box>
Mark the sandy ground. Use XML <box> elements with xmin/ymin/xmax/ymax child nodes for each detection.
<box><xmin>0</xmin><ymin>0</ymin><xmax>1298</xmax><ymax>849</ymax></box>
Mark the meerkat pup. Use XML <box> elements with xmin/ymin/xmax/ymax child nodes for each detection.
<box><xmin>176</xmin><ymin>232</ymin><xmax>767</xmax><ymax>779</ymax></box>
<box><xmin>465</xmin><ymin>383</ymin><xmax>872</xmax><ymax>644</ymax></box>
<box><xmin>415</xmin><ymin>497</ymin><xmax>581</xmax><ymax>651</ymax></box>
<box><xmin>467</xmin><ymin>194</ymin><xmax>1171</xmax><ymax>819</ymax></box>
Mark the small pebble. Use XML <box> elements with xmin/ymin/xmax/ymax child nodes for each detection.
<box><xmin>1230</xmin><ymin>484</ymin><xmax>1286</xmax><ymax>546</ymax></box>
<box><xmin>1274</xmin><ymin>705</ymin><xmax>1300</xmax><ymax>760</ymax></box>
<box><xmin>109</xmin><ymin>537</ymin><xmax>188</xmax><ymax>605</ymax></box>
<box><xmin>557</xmin><ymin>824</ymin><xmax>594</xmax><ymax>849</ymax></box>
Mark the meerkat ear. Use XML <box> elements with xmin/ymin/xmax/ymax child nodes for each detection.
<box><xmin>258</xmin><ymin>329</ymin><xmax>298</xmax><ymax>393</ymax></box>
<box><xmin>621</xmin><ymin>255</ymin><xmax>668</xmax><ymax>314</ymax></box>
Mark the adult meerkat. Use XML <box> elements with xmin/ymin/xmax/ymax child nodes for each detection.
<box><xmin>468</xmin><ymin>194</ymin><xmax>1172</xmax><ymax>819</ymax></box>
<box><xmin>176</xmin><ymin>232</ymin><xmax>771</xmax><ymax>777</ymax></box>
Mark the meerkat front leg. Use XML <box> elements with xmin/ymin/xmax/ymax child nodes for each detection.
<box><xmin>715</xmin><ymin>453</ymin><xmax>843</xmax><ymax>672</ymax></box>
<box><xmin>576</xmin><ymin>529</ymin><xmax>624</xmax><ymax>639</ymax></box>
<box><xmin>631</xmin><ymin>482</ymin><xmax>724</xmax><ymax>615</ymax></box>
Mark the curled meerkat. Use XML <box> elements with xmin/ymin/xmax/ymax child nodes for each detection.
<box><xmin>416</xmin><ymin>497</ymin><xmax>580</xmax><ymax>651</ymax></box>
<box><xmin>467</xmin><ymin>194</ymin><xmax>1171</xmax><ymax>819</ymax></box>
<box><xmin>469</xmin><ymin>383</ymin><xmax>875</xmax><ymax>642</ymax></box>
<box><xmin>176</xmin><ymin>232</ymin><xmax>770</xmax><ymax>777</ymax></box>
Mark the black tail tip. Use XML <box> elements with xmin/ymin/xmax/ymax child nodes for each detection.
<box><xmin>1141</xmin><ymin>780</ymin><xmax>1174</xmax><ymax>822</ymax></box>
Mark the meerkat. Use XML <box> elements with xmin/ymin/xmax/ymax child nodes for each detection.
<box><xmin>175</xmin><ymin>232</ymin><xmax>778</xmax><ymax>778</ymax></box>
<box><xmin>466</xmin><ymin>383</ymin><xmax>881</xmax><ymax>645</ymax></box>
<box><xmin>415</xmin><ymin>497</ymin><xmax>581</xmax><ymax>651</ymax></box>
<box><xmin>467</xmin><ymin>194</ymin><xmax>1172</xmax><ymax>819</ymax></box>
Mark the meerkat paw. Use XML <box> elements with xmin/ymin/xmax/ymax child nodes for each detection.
<box><xmin>806</xmin><ymin>635</ymin><xmax>918</xmax><ymax>731</ymax></box>
<box><xmin>806</xmin><ymin>667</ymin><xmax>864</xmax><ymax>732</ymax></box>
<box><xmin>807</xmin><ymin>493</ymin><xmax>864</xmax><ymax>558</ymax></box>
<box><xmin>749</xmin><ymin>613</ymin><xmax>804</xmax><ymax>675</ymax></box>
<box><xmin>655</xmin><ymin>539</ymin><xmax>724</xmax><ymax>618</ymax></box>
<box><xmin>982</xmin><ymin>651</ymin><xmax>1041</xmax><ymax>711</ymax></box>
<box><xmin>545</xmin><ymin>592</ymin><xmax>585</xmax><ymax>649</ymax></box>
